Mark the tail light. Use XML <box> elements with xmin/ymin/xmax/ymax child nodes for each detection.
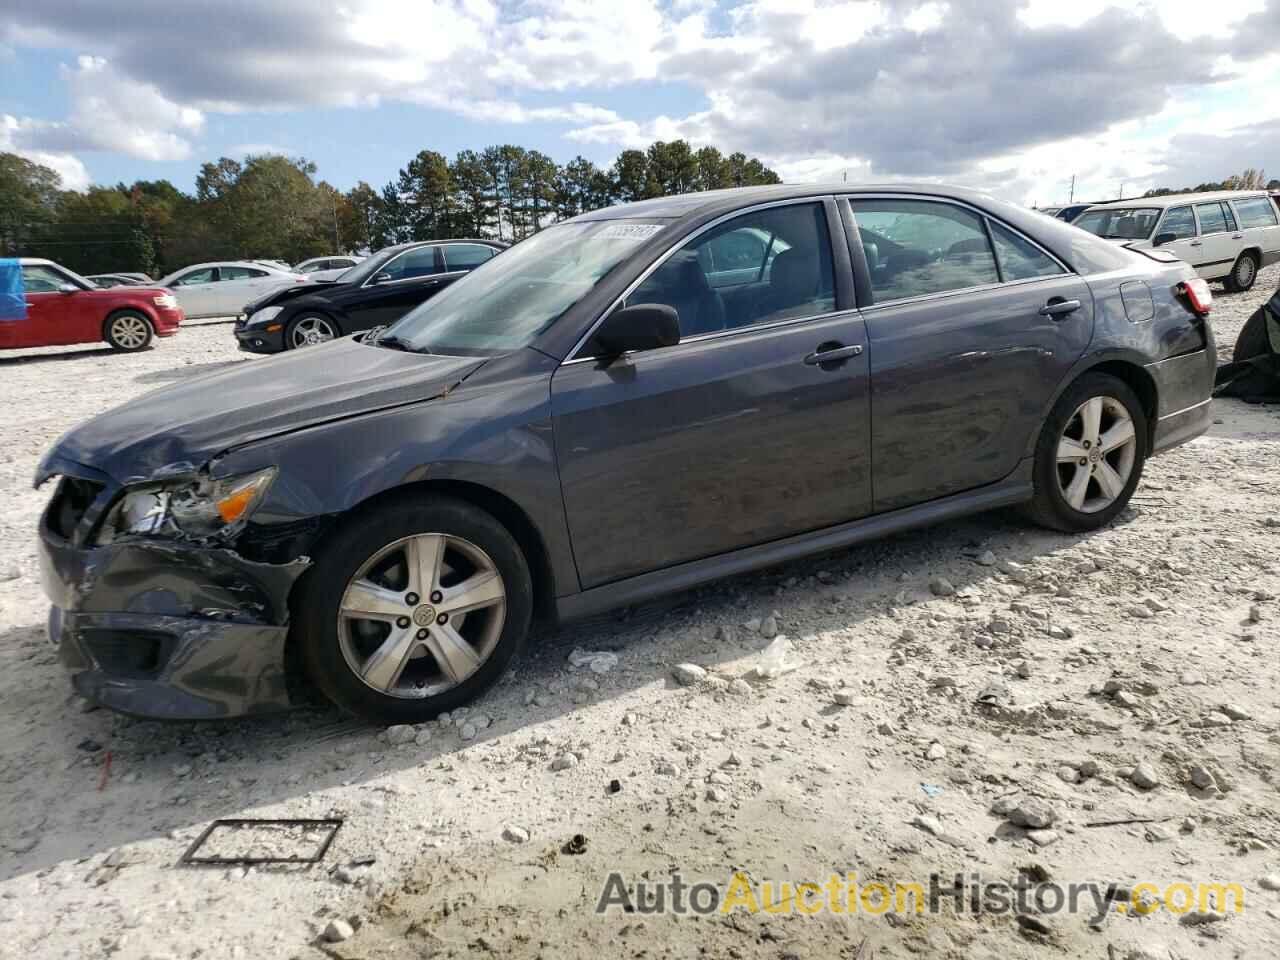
<box><xmin>1178</xmin><ymin>277</ymin><xmax>1212</xmax><ymax>316</ymax></box>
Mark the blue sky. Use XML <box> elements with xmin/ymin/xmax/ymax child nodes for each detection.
<box><xmin>2</xmin><ymin>1</ymin><xmax>1278</xmax><ymax>204</ymax></box>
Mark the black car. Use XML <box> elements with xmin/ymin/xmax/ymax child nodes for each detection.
<box><xmin>38</xmin><ymin>183</ymin><xmax>1216</xmax><ymax>724</ymax></box>
<box><xmin>235</xmin><ymin>239</ymin><xmax>507</xmax><ymax>353</ymax></box>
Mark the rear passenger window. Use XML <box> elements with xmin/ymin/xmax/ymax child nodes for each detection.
<box><xmin>443</xmin><ymin>244</ymin><xmax>495</xmax><ymax>272</ymax></box>
<box><xmin>849</xmin><ymin>199</ymin><xmax>998</xmax><ymax>302</ymax></box>
<box><xmin>1159</xmin><ymin>206</ymin><xmax>1196</xmax><ymax>240</ymax></box>
<box><xmin>988</xmin><ymin>222</ymin><xmax>1065</xmax><ymax>280</ymax></box>
<box><xmin>626</xmin><ymin>202</ymin><xmax>835</xmax><ymax>338</ymax></box>
<box><xmin>1195</xmin><ymin>202</ymin><xmax>1230</xmax><ymax>235</ymax></box>
<box><xmin>1233</xmin><ymin>197</ymin><xmax>1280</xmax><ymax>229</ymax></box>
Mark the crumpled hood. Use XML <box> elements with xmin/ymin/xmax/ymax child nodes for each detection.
<box><xmin>243</xmin><ymin>280</ymin><xmax>343</xmax><ymax>315</ymax></box>
<box><xmin>39</xmin><ymin>338</ymin><xmax>486</xmax><ymax>485</ymax></box>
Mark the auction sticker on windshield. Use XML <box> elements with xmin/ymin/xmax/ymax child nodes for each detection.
<box><xmin>591</xmin><ymin>223</ymin><xmax>664</xmax><ymax>241</ymax></box>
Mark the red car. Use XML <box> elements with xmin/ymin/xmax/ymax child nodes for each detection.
<box><xmin>0</xmin><ymin>258</ymin><xmax>183</xmax><ymax>352</ymax></box>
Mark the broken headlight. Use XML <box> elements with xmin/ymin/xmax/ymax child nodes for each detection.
<box><xmin>94</xmin><ymin>468</ymin><xmax>276</xmax><ymax>545</ymax></box>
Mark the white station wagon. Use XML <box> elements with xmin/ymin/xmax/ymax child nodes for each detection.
<box><xmin>1073</xmin><ymin>191</ymin><xmax>1280</xmax><ymax>292</ymax></box>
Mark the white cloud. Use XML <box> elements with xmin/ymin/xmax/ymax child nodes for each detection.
<box><xmin>1</xmin><ymin>0</ymin><xmax>1278</xmax><ymax>200</ymax></box>
<box><xmin>5</xmin><ymin>56</ymin><xmax>203</xmax><ymax>167</ymax></box>
<box><xmin>0</xmin><ymin>116</ymin><xmax>90</xmax><ymax>189</ymax></box>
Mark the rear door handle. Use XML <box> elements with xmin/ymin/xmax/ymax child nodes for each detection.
<box><xmin>1188</xmin><ymin>240</ymin><xmax>1203</xmax><ymax>247</ymax></box>
<box><xmin>804</xmin><ymin>343</ymin><xmax>863</xmax><ymax>365</ymax></box>
<box><xmin>1232</xmin><ymin>233</ymin><xmax>1244</xmax><ymax>239</ymax></box>
<box><xmin>1038</xmin><ymin>298</ymin><xmax>1082</xmax><ymax>318</ymax></box>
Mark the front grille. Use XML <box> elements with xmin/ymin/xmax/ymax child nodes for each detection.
<box><xmin>47</xmin><ymin>476</ymin><xmax>105</xmax><ymax>540</ymax></box>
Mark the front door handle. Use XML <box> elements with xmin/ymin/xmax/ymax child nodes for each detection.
<box><xmin>804</xmin><ymin>343</ymin><xmax>863</xmax><ymax>365</ymax></box>
<box><xmin>1038</xmin><ymin>298</ymin><xmax>1082</xmax><ymax>318</ymax></box>
<box><xmin>1188</xmin><ymin>240</ymin><xmax>1203</xmax><ymax>247</ymax></box>
<box><xmin>1233</xmin><ymin>233</ymin><xmax>1244</xmax><ymax>239</ymax></box>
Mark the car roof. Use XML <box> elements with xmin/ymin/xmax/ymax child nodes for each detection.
<box><xmin>568</xmin><ymin>182</ymin><xmax>1041</xmax><ymax>223</ymax></box>
<box><xmin>164</xmin><ymin>260</ymin><xmax>294</xmax><ymax>275</ymax></box>
<box><xmin>1087</xmin><ymin>190</ymin><xmax>1272</xmax><ymax>212</ymax></box>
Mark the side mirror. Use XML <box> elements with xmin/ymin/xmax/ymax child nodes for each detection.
<box><xmin>58</xmin><ymin>283</ymin><xmax>78</xmax><ymax>294</ymax></box>
<box><xmin>372</xmin><ymin>272</ymin><xmax>393</xmax><ymax>284</ymax></box>
<box><xmin>594</xmin><ymin>303</ymin><xmax>680</xmax><ymax>358</ymax></box>
<box><xmin>1152</xmin><ymin>233</ymin><xmax>1176</xmax><ymax>247</ymax></box>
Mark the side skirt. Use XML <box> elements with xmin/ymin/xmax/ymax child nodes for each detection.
<box><xmin>554</xmin><ymin>459</ymin><xmax>1034</xmax><ymax>624</ymax></box>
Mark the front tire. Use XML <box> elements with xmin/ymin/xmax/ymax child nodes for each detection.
<box><xmin>294</xmin><ymin>496</ymin><xmax>533</xmax><ymax>725</ymax></box>
<box><xmin>104</xmin><ymin>311</ymin><xmax>154</xmax><ymax>352</ymax></box>
<box><xmin>1223</xmin><ymin>252</ymin><xmax>1258</xmax><ymax>294</ymax></box>
<box><xmin>286</xmin><ymin>313</ymin><xmax>337</xmax><ymax>349</ymax></box>
<box><xmin>1024</xmin><ymin>373</ymin><xmax>1147</xmax><ymax>533</ymax></box>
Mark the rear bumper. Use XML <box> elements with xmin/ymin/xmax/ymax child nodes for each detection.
<box><xmin>1146</xmin><ymin>344</ymin><xmax>1215</xmax><ymax>455</ymax></box>
<box><xmin>38</xmin><ymin>491</ymin><xmax>308</xmax><ymax>720</ymax></box>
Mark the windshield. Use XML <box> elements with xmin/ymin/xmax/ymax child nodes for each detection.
<box><xmin>1073</xmin><ymin>207</ymin><xmax>1161</xmax><ymax>240</ymax></box>
<box><xmin>335</xmin><ymin>247</ymin><xmax>398</xmax><ymax>285</ymax></box>
<box><xmin>379</xmin><ymin>220</ymin><xmax>666</xmax><ymax>355</ymax></box>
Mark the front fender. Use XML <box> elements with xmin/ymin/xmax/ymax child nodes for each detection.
<box><xmin>214</xmin><ymin>348</ymin><xmax>579</xmax><ymax>596</ymax></box>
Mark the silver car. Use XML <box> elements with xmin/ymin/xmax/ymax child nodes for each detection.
<box><xmin>157</xmin><ymin>261</ymin><xmax>307</xmax><ymax>319</ymax></box>
<box><xmin>296</xmin><ymin>255</ymin><xmax>362</xmax><ymax>274</ymax></box>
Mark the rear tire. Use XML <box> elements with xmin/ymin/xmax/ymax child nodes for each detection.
<box><xmin>1023</xmin><ymin>373</ymin><xmax>1147</xmax><ymax>533</ymax></box>
<box><xmin>294</xmin><ymin>496</ymin><xmax>533</xmax><ymax>725</ymax></box>
<box><xmin>104</xmin><ymin>311</ymin><xmax>154</xmax><ymax>352</ymax></box>
<box><xmin>1233</xmin><ymin>306</ymin><xmax>1270</xmax><ymax>362</ymax></box>
<box><xmin>1223</xmin><ymin>252</ymin><xmax>1258</xmax><ymax>294</ymax></box>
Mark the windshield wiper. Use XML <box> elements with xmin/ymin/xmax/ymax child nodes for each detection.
<box><xmin>374</xmin><ymin>333</ymin><xmax>433</xmax><ymax>355</ymax></box>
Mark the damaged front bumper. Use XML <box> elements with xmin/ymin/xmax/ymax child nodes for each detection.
<box><xmin>36</xmin><ymin>464</ymin><xmax>310</xmax><ymax>720</ymax></box>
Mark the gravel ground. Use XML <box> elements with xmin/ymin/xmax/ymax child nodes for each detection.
<box><xmin>0</xmin><ymin>270</ymin><xmax>1279</xmax><ymax>960</ymax></box>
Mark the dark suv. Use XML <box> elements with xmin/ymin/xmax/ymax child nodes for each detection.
<box><xmin>38</xmin><ymin>184</ymin><xmax>1215</xmax><ymax>723</ymax></box>
<box><xmin>235</xmin><ymin>239</ymin><xmax>506</xmax><ymax>352</ymax></box>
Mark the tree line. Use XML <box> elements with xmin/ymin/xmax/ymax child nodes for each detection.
<box><xmin>0</xmin><ymin>141</ymin><xmax>780</xmax><ymax>277</ymax></box>
<box><xmin>1142</xmin><ymin>167</ymin><xmax>1279</xmax><ymax>198</ymax></box>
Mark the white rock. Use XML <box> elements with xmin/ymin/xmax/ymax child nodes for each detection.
<box><xmin>323</xmin><ymin>919</ymin><xmax>354</xmax><ymax>942</ymax></box>
<box><xmin>833</xmin><ymin>691</ymin><xmax>855</xmax><ymax>706</ymax></box>
<box><xmin>1130</xmin><ymin>763</ymin><xmax>1160</xmax><ymax>790</ymax></box>
<box><xmin>925</xmin><ymin>742</ymin><xmax>947</xmax><ymax>761</ymax></box>
<box><xmin>459</xmin><ymin>722</ymin><xmax>478</xmax><ymax>741</ymax></box>
<box><xmin>672</xmin><ymin>663</ymin><xmax>707</xmax><ymax>686</ymax></box>
<box><xmin>748</xmin><ymin>636</ymin><xmax>799</xmax><ymax>680</ymax></box>
<box><xmin>759</xmin><ymin>615</ymin><xmax>778</xmax><ymax>639</ymax></box>
<box><xmin>727</xmin><ymin>679</ymin><xmax>753</xmax><ymax>697</ymax></box>
<box><xmin>655</xmin><ymin>761</ymin><xmax>681</xmax><ymax>777</ymax></box>
<box><xmin>1258</xmin><ymin>874</ymin><xmax>1280</xmax><ymax>891</ymax></box>
<box><xmin>976</xmin><ymin>551</ymin><xmax>997</xmax><ymax>566</ymax></box>
<box><xmin>929</xmin><ymin>577</ymin><xmax>956</xmax><ymax>597</ymax></box>
<box><xmin>502</xmin><ymin>825</ymin><xmax>529</xmax><ymax>844</ymax></box>
<box><xmin>568</xmin><ymin>648</ymin><xmax>618</xmax><ymax>674</ymax></box>
<box><xmin>550</xmin><ymin>753</ymin><xmax>579</xmax><ymax>772</ymax></box>
<box><xmin>385</xmin><ymin>725</ymin><xmax>416</xmax><ymax>746</ymax></box>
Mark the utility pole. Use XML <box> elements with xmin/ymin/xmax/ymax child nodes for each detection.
<box><xmin>332</xmin><ymin>194</ymin><xmax>341</xmax><ymax>252</ymax></box>
<box><xmin>1068</xmin><ymin>174</ymin><xmax>1076</xmax><ymax>203</ymax></box>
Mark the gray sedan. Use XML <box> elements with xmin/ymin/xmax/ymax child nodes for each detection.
<box><xmin>37</xmin><ymin>183</ymin><xmax>1215</xmax><ymax>723</ymax></box>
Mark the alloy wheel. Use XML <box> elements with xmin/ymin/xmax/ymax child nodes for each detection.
<box><xmin>111</xmin><ymin>315</ymin><xmax>150</xmax><ymax>349</ymax></box>
<box><xmin>1236</xmin><ymin>256</ymin><xmax>1256</xmax><ymax>289</ymax></box>
<box><xmin>291</xmin><ymin>316</ymin><xmax>336</xmax><ymax>348</ymax></box>
<box><xmin>1055</xmin><ymin>396</ymin><xmax>1137</xmax><ymax>513</ymax></box>
<box><xmin>337</xmin><ymin>533</ymin><xmax>507</xmax><ymax>699</ymax></box>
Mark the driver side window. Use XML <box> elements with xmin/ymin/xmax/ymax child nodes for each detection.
<box><xmin>175</xmin><ymin>268</ymin><xmax>217</xmax><ymax>286</ymax></box>
<box><xmin>22</xmin><ymin>265</ymin><xmax>67</xmax><ymax>293</ymax></box>
<box><xmin>626</xmin><ymin>202</ymin><xmax>835</xmax><ymax>338</ymax></box>
<box><xmin>380</xmin><ymin>247</ymin><xmax>442</xmax><ymax>282</ymax></box>
<box><xmin>849</xmin><ymin>199</ymin><xmax>998</xmax><ymax>302</ymax></box>
<box><xmin>1159</xmin><ymin>206</ymin><xmax>1196</xmax><ymax>241</ymax></box>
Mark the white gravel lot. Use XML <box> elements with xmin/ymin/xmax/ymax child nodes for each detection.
<box><xmin>0</xmin><ymin>269</ymin><xmax>1278</xmax><ymax>959</ymax></box>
